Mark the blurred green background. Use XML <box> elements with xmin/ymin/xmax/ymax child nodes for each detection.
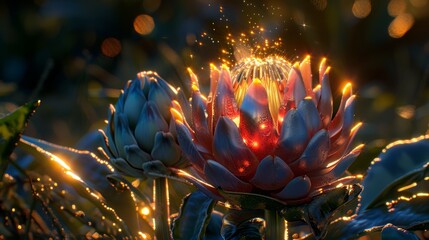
<box><xmin>1</xmin><ymin>0</ymin><xmax>429</xmax><ymax>171</ymax></box>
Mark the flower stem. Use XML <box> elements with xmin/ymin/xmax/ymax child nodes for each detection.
<box><xmin>154</xmin><ymin>177</ymin><xmax>170</xmax><ymax>240</ymax></box>
<box><xmin>265</xmin><ymin>209</ymin><xmax>286</xmax><ymax>240</ymax></box>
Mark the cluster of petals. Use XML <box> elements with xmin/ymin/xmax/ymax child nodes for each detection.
<box><xmin>100</xmin><ymin>71</ymin><xmax>189</xmax><ymax>178</ymax></box>
<box><xmin>172</xmin><ymin>56</ymin><xmax>364</xmax><ymax>202</ymax></box>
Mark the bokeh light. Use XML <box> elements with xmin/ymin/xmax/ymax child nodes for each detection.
<box><xmin>133</xmin><ymin>14</ymin><xmax>155</xmax><ymax>35</ymax></box>
<box><xmin>101</xmin><ymin>37</ymin><xmax>122</xmax><ymax>58</ymax></box>
<box><xmin>352</xmin><ymin>0</ymin><xmax>372</xmax><ymax>18</ymax></box>
<box><xmin>388</xmin><ymin>0</ymin><xmax>407</xmax><ymax>17</ymax></box>
<box><xmin>388</xmin><ymin>13</ymin><xmax>415</xmax><ymax>38</ymax></box>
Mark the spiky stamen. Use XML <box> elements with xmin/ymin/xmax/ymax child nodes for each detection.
<box><xmin>231</xmin><ymin>55</ymin><xmax>292</xmax><ymax>123</ymax></box>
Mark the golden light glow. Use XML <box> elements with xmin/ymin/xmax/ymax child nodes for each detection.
<box><xmin>342</xmin><ymin>82</ymin><xmax>353</xmax><ymax>95</ymax></box>
<box><xmin>351</xmin><ymin>122</ymin><xmax>363</xmax><ymax>133</ymax></box>
<box><xmin>388</xmin><ymin>13</ymin><xmax>414</xmax><ymax>38</ymax></box>
<box><xmin>386</xmin><ymin>193</ymin><xmax>429</xmax><ymax>207</ymax></box>
<box><xmin>138</xmin><ymin>232</ymin><xmax>148</xmax><ymax>239</ymax></box>
<box><xmin>176</xmin><ymin>170</ymin><xmax>216</xmax><ymax>188</ymax></box>
<box><xmin>134</xmin><ymin>14</ymin><xmax>155</xmax><ymax>35</ymax></box>
<box><xmin>101</xmin><ymin>37</ymin><xmax>121</xmax><ymax>58</ymax></box>
<box><xmin>141</xmin><ymin>207</ymin><xmax>150</xmax><ymax>216</ymax></box>
<box><xmin>397</xmin><ymin>182</ymin><xmax>417</xmax><ymax>192</ymax></box>
<box><xmin>396</xmin><ymin>105</ymin><xmax>415</xmax><ymax>119</ymax></box>
<box><xmin>170</xmin><ymin>108</ymin><xmax>184</xmax><ymax>124</ymax></box>
<box><xmin>352</xmin><ymin>0</ymin><xmax>372</xmax><ymax>18</ymax></box>
<box><xmin>383</xmin><ymin>135</ymin><xmax>427</xmax><ymax>152</ymax></box>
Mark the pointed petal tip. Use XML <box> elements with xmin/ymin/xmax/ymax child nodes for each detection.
<box><xmin>191</xmin><ymin>84</ymin><xmax>199</xmax><ymax>92</ymax></box>
<box><xmin>187</xmin><ymin>67</ymin><xmax>193</xmax><ymax>74</ymax></box>
<box><xmin>342</xmin><ymin>82</ymin><xmax>353</xmax><ymax>95</ymax></box>
<box><xmin>210</xmin><ymin>63</ymin><xmax>218</xmax><ymax>70</ymax></box>
<box><xmin>252</xmin><ymin>78</ymin><xmax>263</xmax><ymax>86</ymax></box>
<box><xmin>170</xmin><ymin>107</ymin><xmax>184</xmax><ymax>124</ymax></box>
<box><xmin>351</xmin><ymin>122</ymin><xmax>363</xmax><ymax>132</ymax></box>
<box><xmin>352</xmin><ymin>143</ymin><xmax>365</xmax><ymax>153</ymax></box>
<box><xmin>303</xmin><ymin>55</ymin><xmax>311</xmax><ymax>61</ymax></box>
<box><xmin>109</xmin><ymin>104</ymin><xmax>116</xmax><ymax>113</ymax></box>
<box><xmin>324</xmin><ymin>66</ymin><xmax>331</xmax><ymax>74</ymax></box>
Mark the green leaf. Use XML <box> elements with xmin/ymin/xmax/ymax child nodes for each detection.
<box><xmin>381</xmin><ymin>224</ymin><xmax>420</xmax><ymax>240</ymax></box>
<box><xmin>172</xmin><ymin>190</ymin><xmax>217</xmax><ymax>240</ymax></box>
<box><xmin>303</xmin><ymin>184</ymin><xmax>362</xmax><ymax>239</ymax></box>
<box><xmin>364</xmin><ymin>162</ymin><xmax>429</xmax><ymax>211</ymax></box>
<box><xmin>19</xmin><ymin>136</ymin><xmax>156</xmax><ymax>237</ymax></box>
<box><xmin>359</xmin><ymin>135</ymin><xmax>429</xmax><ymax>212</ymax></box>
<box><xmin>106</xmin><ymin>173</ymin><xmax>152</xmax><ymax>205</ymax></box>
<box><xmin>204</xmin><ymin>211</ymin><xmax>223</xmax><ymax>240</ymax></box>
<box><xmin>18</xmin><ymin>137</ymin><xmax>133</xmax><ymax>237</ymax></box>
<box><xmin>0</xmin><ymin>100</ymin><xmax>40</xmax><ymax>177</ymax></box>
<box><xmin>324</xmin><ymin>194</ymin><xmax>429</xmax><ymax>239</ymax></box>
<box><xmin>219</xmin><ymin>184</ymin><xmax>361</xmax><ymax>239</ymax></box>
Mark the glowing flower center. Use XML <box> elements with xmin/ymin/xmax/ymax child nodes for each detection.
<box><xmin>231</xmin><ymin>55</ymin><xmax>292</xmax><ymax>122</ymax></box>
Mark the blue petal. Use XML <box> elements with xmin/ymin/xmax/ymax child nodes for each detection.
<box><xmin>250</xmin><ymin>155</ymin><xmax>294</xmax><ymax>191</ymax></box>
<box><xmin>275</xmin><ymin>109</ymin><xmax>309</xmax><ymax>163</ymax></box>
<box><xmin>151</xmin><ymin>132</ymin><xmax>181</xmax><ymax>166</ymax></box>
<box><xmin>289</xmin><ymin>129</ymin><xmax>330</xmax><ymax>174</ymax></box>
<box><xmin>114</xmin><ymin>113</ymin><xmax>138</xmax><ymax>159</ymax></box>
<box><xmin>175</xmin><ymin>120</ymin><xmax>206</xmax><ymax>171</ymax></box>
<box><xmin>124</xmin><ymin>80</ymin><xmax>147</xmax><ymax>129</ymax></box>
<box><xmin>309</xmin><ymin>144</ymin><xmax>363</xmax><ymax>189</ymax></box>
<box><xmin>148</xmin><ymin>78</ymin><xmax>173</xmax><ymax>120</ymax></box>
<box><xmin>204</xmin><ymin>160</ymin><xmax>253</xmax><ymax>192</ymax></box>
<box><xmin>142</xmin><ymin>160</ymin><xmax>170</xmax><ymax>175</ymax></box>
<box><xmin>124</xmin><ymin>144</ymin><xmax>151</xmax><ymax>168</ymax></box>
<box><xmin>273</xmin><ymin>176</ymin><xmax>311</xmax><ymax>200</ymax></box>
<box><xmin>134</xmin><ymin>102</ymin><xmax>168</xmax><ymax>152</ymax></box>
<box><xmin>297</xmin><ymin>98</ymin><xmax>322</xmax><ymax>136</ymax></box>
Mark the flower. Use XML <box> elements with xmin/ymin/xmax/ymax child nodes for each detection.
<box><xmin>100</xmin><ymin>71</ymin><xmax>190</xmax><ymax>178</ymax></box>
<box><xmin>172</xmin><ymin>55</ymin><xmax>364</xmax><ymax>203</ymax></box>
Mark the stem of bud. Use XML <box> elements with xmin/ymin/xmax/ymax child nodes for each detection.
<box><xmin>265</xmin><ymin>209</ymin><xmax>286</xmax><ymax>240</ymax></box>
<box><xmin>154</xmin><ymin>177</ymin><xmax>170</xmax><ymax>240</ymax></box>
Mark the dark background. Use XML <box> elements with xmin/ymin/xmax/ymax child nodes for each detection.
<box><xmin>1</xmin><ymin>0</ymin><xmax>429</xmax><ymax>170</ymax></box>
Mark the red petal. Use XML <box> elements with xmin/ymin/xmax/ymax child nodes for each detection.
<box><xmin>239</xmin><ymin>79</ymin><xmax>277</xmax><ymax>159</ymax></box>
